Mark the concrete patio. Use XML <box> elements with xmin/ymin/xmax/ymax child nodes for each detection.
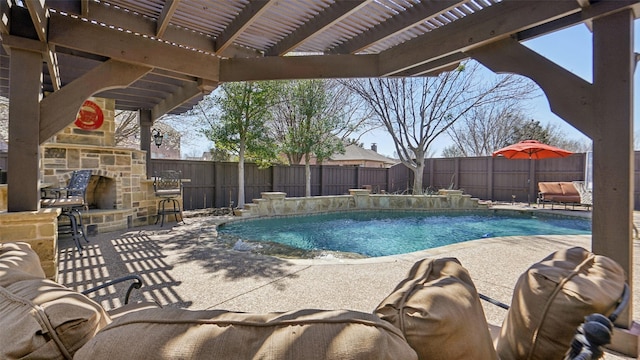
<box><xmin>56</xmin><ymin>206</ymin><xmax>639</xmax><ymax>359</ymax></box>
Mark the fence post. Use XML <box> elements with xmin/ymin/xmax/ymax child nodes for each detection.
<box><xmin>272</xmin><ymin>165</ymin><xmax>278</xmax><ymax>192</ymax></box>
<box><xmin>320</xmin><ymin>165</ymin><xmax>327</xmax><ymax>196</ymax></box>
<box><xmin>487</xmin><ymin>156</ymin><xmax>494</xmax><ymax>200</ymax></box>
<box><xmin>429</xmin><ymin>159</ymin><xmax>434</xmax><ymax>187</ymax></box>
<box><xmin>214</xmin><ymin>162</ymin><xmax>223</xmax><ymax>208</ymax></box>
<box><xmin>454</xmin><ymin>158</ymin><xmax>460</xmax><ymax>189</ymax></box>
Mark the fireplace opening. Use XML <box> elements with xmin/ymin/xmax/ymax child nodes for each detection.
<box><xmin>86</xmin><ymin>175</ymin><xmax>116</xmax><ymax>209</ymax></box>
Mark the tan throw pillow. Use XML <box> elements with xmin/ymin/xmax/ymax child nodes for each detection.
<box><xmin>375</xmin><ymin>257</ymin><xmax>497</xmax><ymax>360</ymax></box>
<box><xmin>496</xmin><ymin>247</ymin><xmax>626</xmax><ymax>360</ymax></box>
<box><xmin>75</xmin><ymin>307</ymin><xmax>418</xmax><ymax>360</ymax></box>
<box><xmin>0</xmin><ymin>242</ymin><xmax>46</xmax><ymax>287</ymax></box>
<box><xmin>0</xmin><ymin>278</ymin><xmax>110</xmax><ymax>359</ymax></box>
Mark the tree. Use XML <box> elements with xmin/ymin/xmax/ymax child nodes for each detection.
<box><xmin>508</xmin><ymin>119</ymin><xmax>551</xmax><ymax>144</ymax></box>
<box><xmin>114</xmin><ymin>110</ymin><xmax>140</xmax><ymax>148</ymax></box>
<box><xmin>445</xmin><ymin>104</ymin><xmax>530</xmax><ymax>157</ymax></box>
<box><xmin>507</xmin><ymin>119</ymin><xmax>591</xmax><ymax>152</ymax></box>
<box><xmin>208</xmin><ymin>147</ymin><xmax>232</xmax><ymax>162</ymax></box>
<box><xmin>446</xmin><ymin>100</ymin><xmax>591</xmax><ymax>156</ymax></box>
<box><xmin>197</xmin><ymin>82</ymin><xmax>278</xmax><ymax>208</ymax></box>
<box><xmin>343</xmin><ymin>62</ymin><xmax>534</xmax><ymax>194</ymax></box>
<box><xmin>114</xmin><ymin>111</ymin><xmax>182</xmax><ymax>158</ymax></box>
<box><xmin>270</xmin><ymin>79</ymin><xmax>373</xmax><ymax>196</ymax></box>
<box><xmin>545</xmin><ymin>123</ymin><xmax>592</xmax><ymax>153</ymax></box>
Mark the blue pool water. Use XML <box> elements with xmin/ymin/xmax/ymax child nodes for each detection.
<box><xmin>217</xmin><ymin>210</ymin><xmax>591</xmax><ymax>257</ymax></box>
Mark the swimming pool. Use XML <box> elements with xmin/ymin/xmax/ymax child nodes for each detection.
<box><xmin>217</xmin><ymin>210</ymin><xmax>591</xmax><ymax>258</ymax></box>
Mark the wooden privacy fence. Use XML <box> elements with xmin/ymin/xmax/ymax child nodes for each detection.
<box><xmin>149</xmin><ymin>160</ymin><xmax>389</xmax><ymax>209</ymax></box>
<box><xmin>148</xmin><ymin>153</ymin><xmax>640</xmax><ymax>210</ymax></box>
<box><xmin>2</xmin><ymin>152</ymin><xmax>640</xmax><ymax>209</ymax></box>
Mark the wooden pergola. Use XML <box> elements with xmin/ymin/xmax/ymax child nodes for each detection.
<box><xmin>1</xmin><ymin>0</ymin><xmax>638</xmax><ymax>351</ymax></box>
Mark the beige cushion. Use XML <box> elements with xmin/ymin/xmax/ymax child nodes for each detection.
<box><xmin>538</xmin><ymin>182</ymin><xmax>563</xmax><ymax>195</ymax></box>
<box><xmin>375</xmin><ymin>257</ymin><xmax>497</xmax><ymax>360</ymax></box>
<box><xmin>496</xmin><ymin>247</ymin><xmax>626</xmax><ymax>360</ymax></box>
<box><xmin>75</xmin><ymin>308</ymin><xmax>418</xmax><ymax>360</ymax></box>
<box><xmin>0</xmin><ymin>242</ymin><xmax>46</xmax><ymax>287</ymax></box>
<box><xmin>0</xmin><ymin>278</ymin><xmax>110</xmax><ymax>359</ymax></box>
<box><xmin>559</xmin><ymin>182</ymin><xmax>579</xmax><ymax>196</ymax></box>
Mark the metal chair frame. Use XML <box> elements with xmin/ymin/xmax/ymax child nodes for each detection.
<box><xmin>41</xmin><ymin>170</ymin><xmax>92</xmax><ymax>253</ymax></box>
<box><xmin>153</xmin><ymin>170</ymin><xmax>184</xmax><ymax>227</ymax></box>
<box><xmin>480</xmin><ymin>284</ymin><xmax>630</xmax><ymax>360</ymax></box>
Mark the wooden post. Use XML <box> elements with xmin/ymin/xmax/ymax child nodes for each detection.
<box><xmin>8</xmin><ymin>48</ymin><xmax>41</xmax><ymax>211</ymax></box>
<box><xmin>139</xmin><ymin>109</ymin><xmax>153</xmax><ymax>178</ymax></box>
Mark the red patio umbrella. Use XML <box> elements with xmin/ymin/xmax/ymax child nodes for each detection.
<box><xmin>492</xmin><ymin>140</ymin><xmax>573</xmax><ymax>160</ymax></box>
<box><xmin>492</xmin><ymin>140</ymin><xmax>573</xmax><ymax>204</ymax></box>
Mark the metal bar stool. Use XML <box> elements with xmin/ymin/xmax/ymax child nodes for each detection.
<box><xmin>40</xmin><ymin>170</ymin><xmax>91</xmax><ymax>254</ymax></box>
<box><xmin>153</xmin><ymin>170</ymin><xmax>184</xmax><ymax>227</ymax></box>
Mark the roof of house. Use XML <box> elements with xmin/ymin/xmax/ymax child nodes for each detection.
<box><xmin>330</xmin><ymin>144</ymin><xmax>397</xmax><ymax>165</ymax></box>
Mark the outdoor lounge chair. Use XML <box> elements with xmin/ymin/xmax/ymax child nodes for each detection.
<box><xmin>40</xmin><ymin>170</ymin><xmax>92</xmax><ymax>254</ymax></box>
<box><xmin>537</xmin><ymin>181</ymin><xmax>582</xmax><ymax>209</ymax></box>
<box><xmin>0</xmin><ymin>243</ymin><xmax>631</xmax><ymax>360</ymax></box>
<box><xmin>572</xmin><ymin>181</ymin><xmax>593</xmax><ymax>209</ymax></box>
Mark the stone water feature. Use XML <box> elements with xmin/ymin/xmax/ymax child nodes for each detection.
<box><xmin>239</xmin><ymin>189</ymin><xmax>488</xmax><ymax>217</ymax></box>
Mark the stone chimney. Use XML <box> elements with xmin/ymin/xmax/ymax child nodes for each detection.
<box><xmin>371</xmin><ymin>143</ymin><xmax>377</xmax><ymax>152</ymax></box>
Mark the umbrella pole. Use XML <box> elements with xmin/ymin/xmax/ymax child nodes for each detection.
<box><xmin>526</xmin><ymin>157</ymin><xmax>533</xmax><ymax>207</ymax></box>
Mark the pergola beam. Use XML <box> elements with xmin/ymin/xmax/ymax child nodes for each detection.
<box><xmin>47</xmin><ymin>12</ymin><xmax>219</xmax><ymax>81</ymax></box>
<box><xmin>467</xmin><ymin>38</ymin><xmax>594</xmax><ymax>136</ymax></box>
<box><xmin>216</xmin><ymin>1</ymin><xmax>272</xmax><ymax>55</ymax></box>
<box><xmin>78</xmin><ymin>1</ymin><xmax>260</xmax><ymax>58</ymax></box>
<box><xmin>329</xmin><ymin>0</ymin><xmax>461</xmax><ymax>55</ymax></box>
<box><xmin>40</xmin><ymin>59</ymin><xmax>152</xmax><ymax>143</ymax></box>
<box><xmin>151</xmin><ymin>79</ymin><xmax>218</xmax><ymax>120</ymax></box>
<box><xmin>265</xmin><ymin>1</ymin><xmax>369</xmax><ymax>56</ymax></box>
<box><xmin>219</xmin><ymin>53</ymin><xmax>379</xmax><ymax>82</ymax></box>
<box><xmin>393</xmin><ymin>52</ymin><xmax>467</xmax><ymax>77</ymax></box>
<box><xmin>379</xmin><ymin>0</ymin><xmax>581</xmax><ymax>76</ymax></box>
<box><xmin>24</xmin><ymin>0</ymin><xmax>61</xmax><ymax>90</ymax></box>
<box><xmin>156</xmin><ymin>0</ymin><xmax>180</xmax><ymax>38</ymax></box>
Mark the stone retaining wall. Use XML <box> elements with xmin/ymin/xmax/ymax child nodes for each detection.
<box><xmin>241</xmin><ymin>189</ymin><xmax>486</xmax><ymax>217</ymax></box>
<box><xmin>0</xmin><ymin>208</ymin><xmax>60</xmax><ymax>279</ymax></box>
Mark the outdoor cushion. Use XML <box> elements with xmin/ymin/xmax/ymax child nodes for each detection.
<box><xmin>375</xmin><ymin>257</ymin><xmax>497</xmax><ymax>360</ymax></box>
<box><xmin>538</xmin><ymin>182</ymin><xmax>563</xmax><ymax>196</ymax></box>
<box><xmin>538</xmin><ymin>182</ymin><xmax>581</xmax><ymax>203</ymax></box>
<box><xmin>0</xmin><ymin>278</ymin><xmax>110</xmax><ymax>359</ymax></box>
<box><xmin>75</xmin><ymin>307</ymin><xmax>418</xmax><ymax>360</ymax></box>
<box><xmin>496</xmin><ymin>247</ymin><xmax>626</xmax><ymax>360</ymax></box>
<box><xmin>0</xmin><ymin>242</ymin><xmax>46</xmax><ymax>287</ymax></box>
<box><xmin>559</xmin><ymin>182</ymin><xmax>579</xmax><ymax>196</ymax></box>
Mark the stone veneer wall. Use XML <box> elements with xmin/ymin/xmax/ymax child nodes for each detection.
<box><xmin>40</xmin><ymin>143</ymin><xmax>158</xmax><ymax>232</ymax></box>
<box><xmin>0</xmin><ymin>97</ymin><xmax>166</xmax><ymax>281</ymax></box>
<box><xmin>40</xmin><ymin>96</ymin><xmax>159</xmax><ymax>233</ymax></box>
<box><xmin>242</xmin><ymin>189</ymin><xmax>486</xmax><ymax>217</ymax></box>
<box><xmin>0</xmin><ymin>208</ymin><xmax>60</xmax><ymax>279</ymax></box>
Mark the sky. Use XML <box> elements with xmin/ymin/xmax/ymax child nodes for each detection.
<box><xmin>181</xmin><ymin>20</ymin><xmax>640</xmax><ymax>159</ymax></box>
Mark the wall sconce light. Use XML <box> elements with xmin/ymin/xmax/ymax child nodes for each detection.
<box><xmin>151</xmin><ymin>129</ymin><xmax>163</xmax><ymax>148</ymax></box>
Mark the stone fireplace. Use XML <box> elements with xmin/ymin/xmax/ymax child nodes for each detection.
<box><xmin>40</xmin><ymin>97</ymin><xmax>158</xmax><ymax>233</ymax></box>
<box><xmin>87</xmin><ymin>174</ymin><xmax>116</xmax><ymax>209</ymax></box>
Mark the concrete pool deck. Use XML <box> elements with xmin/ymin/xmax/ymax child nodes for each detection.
<box><xmin>56</xmin><ymin>203</ymin><xmax>639</xmax><ymax>359</ymax></box>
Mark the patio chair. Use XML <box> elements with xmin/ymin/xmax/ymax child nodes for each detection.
<box><xmin>153</xmin><ymin>170</ymin><xmax>184</xmax><ymax>227</ymax></box>
<box><xmin>572</xmin><ymin>181</ymin><xmax>593</xmax><ymax>209</ymax></box>
<box><xmin>480</xmin><ymin>284</ymin><xmax>629</xmax><ymax>360</ymax></box>
<box><xmin>480</xmin><ymin>246</ymin><xmax>630</xmax><ymax>360</ymax></box>
<box><xmin>40</xmin><ymin>170</ymin><xmax>92</xmax><ymax>254</ymax></box>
